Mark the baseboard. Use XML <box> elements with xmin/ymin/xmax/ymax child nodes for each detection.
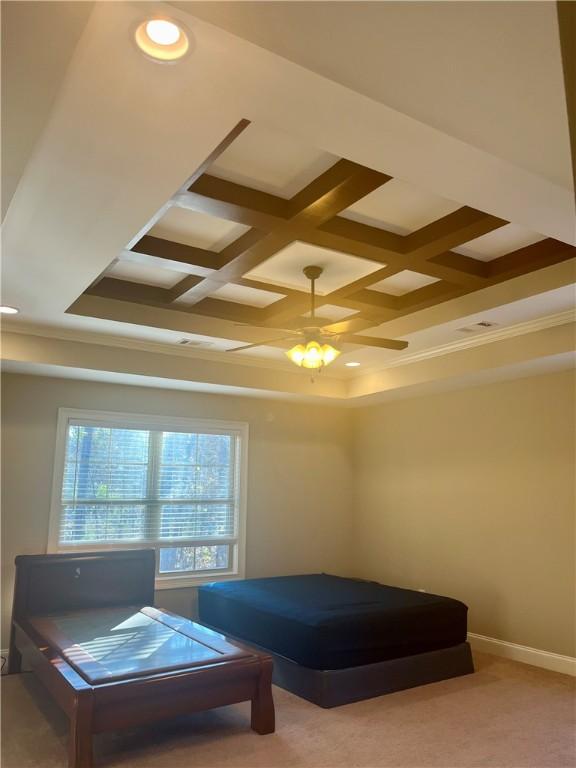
<box><xmin>468</xmin><ymin>633</ymin><xmax>576</xmax><ymax>677</ymax></box>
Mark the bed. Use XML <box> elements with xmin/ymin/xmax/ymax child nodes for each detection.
<box><xmin>198</xmin><ymin>574</ymin><xmax>474</xmax><ymax>707</ymax></box>
<box><xmin>8</xmin><ymin>550</ymin><xmax>275</xmax><ymax>768</ymax></box>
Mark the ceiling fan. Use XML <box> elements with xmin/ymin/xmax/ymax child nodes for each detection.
<box><xmin>228</xmin><ymin>266</ymin><xmax>408</xmax><ymax>370</ymax></box>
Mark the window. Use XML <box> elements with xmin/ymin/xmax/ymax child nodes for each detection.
<box><xmin>49</xmin><ymin>409</ymin><xmax>247</xmax><ymax>587</ymax></box>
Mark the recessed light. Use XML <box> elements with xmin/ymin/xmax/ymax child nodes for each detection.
<box><xmin>0</xmin><ymin>306</ymin><xmax>19</xmax><ymax>314</ymax></box>
<box><xmin>135</xmin><ymin>17</ymin><xmax>190</xmax><ymax>62</ymax></box>
<box><xmin>345</xmin><ymin>361</ymin><xmax>361</xmax><ymax>367</ymax></box>
<box><xmin>146</xmin><ymin>20</ymin><xmax>181</xmax><ymax>46</ymax></box>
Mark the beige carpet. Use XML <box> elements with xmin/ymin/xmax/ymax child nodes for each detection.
<box><xmin>1</xmin><ymin>652</ymin><xmax>574</xmax><ymax>768</ymax></box>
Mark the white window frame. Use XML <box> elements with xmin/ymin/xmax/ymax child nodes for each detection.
<box><xmin>48</xmin><ymin>408</ymin><xmax>248</xmax><ymax>589</ymax></box>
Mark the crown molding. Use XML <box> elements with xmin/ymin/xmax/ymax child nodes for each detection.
<box><xmin>0</xmin><ymin>321</ymin><xmax>348</xmax><ymax>379</ymax></box>
<box><xmin>372</xmin><ymin>309</ymin><xmax>576</xmax><ymax>372</ymax></box>
<box><xmin>1</xmin><ymin>309</ymin><xmax>574</xmax><ymax>383</ymax></box>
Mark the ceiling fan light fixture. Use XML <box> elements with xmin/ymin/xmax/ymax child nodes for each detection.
<box><xmin>228</xmin><ymin>264</ymin><xmax>405</xmax><ymax>367</ymax></box>
<box><xmin>286</xmin><ymin>340</ymin><xmax>341</xmax><ymax>369</ymax></box>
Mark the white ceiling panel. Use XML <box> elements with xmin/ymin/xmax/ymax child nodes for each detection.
<box><xmin>244</xmin><ymin>241</ymin><xmax>383</xmax><ymax>294</ymax></box>
<box><xmin>209</xmin><ymin>122</ymin><xmax>337</xmax><ymax>199</ymax></box>
<box><xmin>304</xmin><ymin>304</ymin><xmax>359</xmax><ymax>322</ymax></box>
<box><xmin>370</xmin><ymin>270</ymin><xmax>440</xmax><ymax>296</ymax></box>
<box><xmin>341</xmin><ymin>178</ymin><xmax>461</xmax><ymax>234</ymax></box>
<box><xmin>150</xmin><ymin>207</ymin><xmax>249</xmax><ymax>252</ymax></box>
<box><xmin>106</xmin><ymin>261</ymin><xmax>183</xmax><ymax>288</ymax></box>
<box><xmin>209</xmin><ymin>283</ymin><xmax>286</xmax><ymax>307</ymax></box>
<box><xmin>454</xmin><ymin>224</ymin><xmax>547</xmax><ymax>261</ymax></box>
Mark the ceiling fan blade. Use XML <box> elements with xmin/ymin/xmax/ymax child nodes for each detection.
<box><xmin>340</xmin><ymin>334</ymin><xmax>409</xmax><ymax>350</ymax></box>
<box><xmin>227</xmin><ymin>336</ymin><xmax>298</xmax><ymax>353</ymax></box>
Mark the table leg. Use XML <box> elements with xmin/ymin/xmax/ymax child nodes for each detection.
<box><xmin>7</xmin><ymin>627</ymin><xmax>22</xmax><ymax>674</ymax></box>
<box><xmin>251</xmin><ymin>657</ymin><xmax>275</xmax><ymax>735</ymax></box>
<box><xmin>7</xmin><ymin>646</ymin><xmax>22</xmax><ymax>675</ymax></box>
<box><xmin>68</xmin><ymin>691</ymin><xmax>94</xmax><ymax>768</ymax></box>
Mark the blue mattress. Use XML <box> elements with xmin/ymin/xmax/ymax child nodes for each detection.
<box><xmin>198</xmin><ymin>574</ymin><xmax>468</xmax><ymax>670</ymax></box>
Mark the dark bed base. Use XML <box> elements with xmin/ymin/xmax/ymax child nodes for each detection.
<box><xmin>201</xmin><ymin>622</ymin><xmax>474</xmax><ymax>708</ymax></box>
<box><xmin>271</xmin><ymin>642</ymin><xmax>474</xmax><ymax>708</ymax></box>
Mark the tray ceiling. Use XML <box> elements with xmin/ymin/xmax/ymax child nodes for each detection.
<box><xmin>2</xmin><ymin>2</ymin><xmax>574</xmax><ymax>402</ymax></box>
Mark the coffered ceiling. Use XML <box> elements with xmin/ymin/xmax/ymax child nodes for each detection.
<box><xmin>82</xmin><ymin>119</ymin><xmax>574</xmax><ymax>363</ymax></box>
<box><xmin>1</xmin><ymin>1</ymin><xmax>574</xmax><ymax>403</ymax></box>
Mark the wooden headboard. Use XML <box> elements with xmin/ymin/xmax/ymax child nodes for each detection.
<box><xmin>11</xmin><ymin>550</ymin><xmax>156</xmax><ymax>624</ymax></box>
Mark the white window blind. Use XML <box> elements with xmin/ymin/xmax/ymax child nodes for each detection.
<box><xmin>49</xmin><ymin>410</ymin><xmax>247</xmax><ymax>585</ymax></box>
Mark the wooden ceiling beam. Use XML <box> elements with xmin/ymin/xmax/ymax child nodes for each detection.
<box><xmin>181</xmin><ymin>175</ymin><xmax>291</xmax><ymax>229</ymax></box>
<box><xmin>400</xmin><ymin>207</ymin><xmax>507</xmax><ymax>257</ymax></box>
<box><xmin>87</xmin><ymin>278</ymin><xmax>171</xmax><ymax>304</ymax></box>
<box><xmin>174</xmin><ymin>190</ymin><xmax>281</xmax><ymax>230</ymax></box>
<box><xmin>286</xmin><ymin>160</ymin><xmax>390</xmax><ymax>217</ymax></box>
<box><xmin>334</xmin><ymin>280</ymin><xmax>463</xmax><ymax>324</ymax></box>
<box><xmin>263</xmin><ymin>265</ymin><xmax>465</xmax><ymax>328</ymax></box>
<box><xmin>366</xmin><ymin>209</ymin><xmax>506</xmax><ymax>288</ymax></box>
<box><xmin>337</xmin><ymin>258</ymin><xmax>480</xmax><ymax>292</ymax></box>
<box><xmin>86</xmin><ymin>277</ymin><xmax>267</xmax><ymax>327</ymax></box>
<box><xmin>317</xmin><ymin>216</ymin><xmax>403</xmax><ymax>253</ymax></box>
<box><xmin>171</xmin><ymin>229</ymin><xmax>271</xmax><ymax>304</ymax></box>
<box><xmin>128</xmin><ymin>176</ymin><xmax>495</xmax><ymax>322</ymax></box>
<box><xmin>407</xmin><ymin>262</ymin><xmax>483</xmax><ymax>286</ymax></box>
<box><xmin>183</xmin><ymin>297</ymin><xmax>264</xmax><ymax>325</ymax></box>
<box><xmin>342</xmin><ymin>243</ymin><xmax>576</xmax><ymax>324</ymax></box>
<box><xmin>306</xmin><ymin>227</ymin><xmax>399</xmax><ymax>265</ymax></box>
<box><xmin>325</xmin><ymin>301</ymin><xmax>398</xmax><ymax>325</ymax></box>
<box><xmin>268</xmin><ymin>238</ymin><xmax>576</xmax><ymax>331</ymax></box>
<box><xmin>129</xmin><ymin>236</ymin><xmax>222</xmax><ymax>273</ymax></box>
<box><xmin>394</xmin><ymin>279</ymin><xmax>463</xmax><ymax>310</ymax></box>
<box><xmin>311</xmin><ymin>207</ymin><xmax>503</xmax><ymax>269</ymax></box>
<box><xmin>429</xmin><ymin>250</ymin><xmax>489</xmax><ymax>279</ymax></box>
<box><xmin>178</xmin><ymin>173</ymin><xmax>493</xmax><ymax>286</ymax></box>
<box><xmin>170</xmin><ymin>159</ymin><xmax>390</xmax><ymax>307</ymax></box>
<box><xmin>235</xmin><ymin>277</ymin><xmax>306</xmax><ymax>299</ymax></box>
<box><xmin>94</xmin><ymin>128</ymin><xmax>576</xmax><ymax>356</ymax></box>
<box><xmin>325</xmin><ymin>290</ymin><xmax>401</xmax><ymax>324</ymax></box>
<box><xmin>487</xmin><ymin>239</ymin><xmax>575</xmax><ymax>280</ymax></box>
<box><xmin>307</xmin><ymin>230</ymin><xmax>487</xmax><ymax>288</ymax></box>
<box><xmin>260</xmin><ymin>263</ymin><xmax>395</xmax><ymax>326</ymax></box>
<box><xmin>169</xmin><ymin>275</ymin><xmax>205</xmax><ymax>301</ymax></box>
<box><xmin>342</xmin><ymin>289</ymin><xmax>402</xmax><ymax>312</ymax></box>
<box><xmin>262</xmin><ymin>207</ymin><xmax>501</xmax><ymax>327</ymax></box>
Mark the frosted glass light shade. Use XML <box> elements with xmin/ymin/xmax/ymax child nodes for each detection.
<box><xmin>286</xmin><ymin>340</ymin><xmax>340</xmax><ymax>369</ymax></box>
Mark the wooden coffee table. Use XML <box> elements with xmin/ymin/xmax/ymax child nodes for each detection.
<box><xmin>8</xmin><ymin>552</ymin><xmax>275</xmax><ymax>768</ymax></box>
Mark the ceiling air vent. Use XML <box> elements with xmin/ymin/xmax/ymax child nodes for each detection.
<box><xmin>177</xmin><ymin>338</ymin><xmax>209</xmax><ymax>347</ymax></box>
<box><xmin>457</xmin><ymin>321</ymin><xmax>499</xmax><ymax>334</ymax></box>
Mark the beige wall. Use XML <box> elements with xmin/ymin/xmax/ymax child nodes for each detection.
<box><xmin>352</xmin><ymin>369</ymin><xmax>576</xmax><ymax>657</ymax></box>
<box><xmin>2</xmin><ymin>369</ymin><xmax>575</xmax><ymax>659</ymax></box>
<box><xmin>0</xmin><ymin>373</ymin><xmax>354</xmax><ymax>647</ymax></box>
